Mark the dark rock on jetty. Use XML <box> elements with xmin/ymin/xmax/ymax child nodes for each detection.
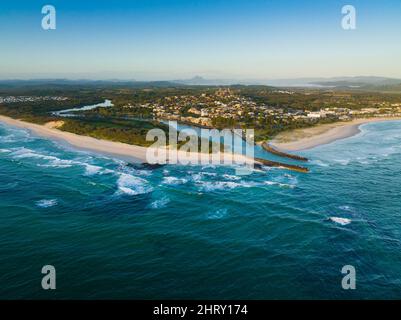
<box><xmin>255</xmin><ymin>157</ymin><xmax>309</xmax><ymax>173</ymax></box>
<box><xmin>261</xmin><ymin>142</ymin><xmax>308</xmax><ymax>162</ymax></box>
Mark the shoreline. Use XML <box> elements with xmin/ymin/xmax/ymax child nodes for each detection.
<box><xmin>270</xmin><ymin>117</ymin><xmax>401</xmax><ymax>152</ymax></box>
<box><xmin>0</xmin><ymin>115</ymin><xmax>256</xmax><ymax>166</ymax></box>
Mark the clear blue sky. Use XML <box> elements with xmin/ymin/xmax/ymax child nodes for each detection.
<box><xmin>1</xmin><ymin>0</ymin><xmax>401</xmax><ymax>80</ymax></box>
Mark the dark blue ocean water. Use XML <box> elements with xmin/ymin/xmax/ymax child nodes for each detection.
<box><xmin>1</xmin><ymin>120</ymin><xmax>401</xmax><ymax>299</ymax></box>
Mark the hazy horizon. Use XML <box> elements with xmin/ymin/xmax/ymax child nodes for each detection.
<box><xmin>1</xmin><ymin>74</ymin><xmax>401</xmax><ymax>83</ymax></box>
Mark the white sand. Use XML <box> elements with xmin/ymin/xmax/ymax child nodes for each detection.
<box><xmin>271</xmin><ymin>117</ymin><xmax>401</xmax><ymax>151</ymax></box>
<box><xmin>0</xmin><ymin>115</ymin><xmax>256</xmax><ymax>166</ymax></box>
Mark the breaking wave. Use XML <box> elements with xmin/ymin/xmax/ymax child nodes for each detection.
<box><xmin>116</xmin><ymin>173</ymin><xmax>153</xmax><ymax>196</ymax></box>
<box><xmin>35</xmin><ymin>199</ymin><xmax>58</xmax><ymax>208</ymax></box>
<box><xmin>149</xmin><ymin>196</ymin><xmax>170</xmax><ymax>209</ymax></box>
<box><xmin>330</xmin><ymin>217</ymin><xmax>351</xmax><ymax>226</ymax></box>
<box><xmin>206</xmin><ymin>208</ymin><xmax>228</xmax><ymax>219</ymax></box>
<box><xmin>197</xmin><ymin>180</ymin><xmax>259</xmax><ymax>192</ymax></box>
<box><xmin>162</xmin><ymin>176</ymin><xmax>188</xmax><ymax>185</ymax></box>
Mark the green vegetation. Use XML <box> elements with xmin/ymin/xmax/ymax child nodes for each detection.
<box><xmin>60</xmin><ymin>117</ymin><xmax>169</xmax><ymax>146</ymax></box>
<box><xmin>60</xmin><ymin>116</ymin><xmax>223</xmax><ymax>152</ymax></box>
<box><xmin>0</xmin><ymin>81</ymin><xmax>400</xmax><ymax>146</ymax></box>
<box><xmin>240</xmin><ymin>86</ymin><xmax>401</xmax><ymax>111</ymax></box>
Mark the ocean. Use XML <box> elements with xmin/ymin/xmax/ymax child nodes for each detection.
<box><xmin>1</xmin><ymin>120</ymin><xmax>401</xmax><ymax>299</ymax></box>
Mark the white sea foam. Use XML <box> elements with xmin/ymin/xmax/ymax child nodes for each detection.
<box><xmin>10</xmin><ymin>148</ymin><xmax>76</xmax><ymax>169</ymax></box>
<box><xmin>222</xmin><ymin>174</ymin><xmax>241</xmax><ymax>181</ymax></box>
<box><xmin>117</xmin><ymin>173</ymin><xmax>153</xmax><ymax>196</ymax></box>
<box><xmin>264</xmin><ymin>180</ymin><xmax>295</xmax><ymax>189</ymax></box>
<box><xmin>39</xmin><ymin>158</ymin><xmax>75</xmax><ymax>168</ymax></box>
<box><xmin>162</xmin><ymin>176</ymin><xmax>188</xmax><ymax>185</ymax></box>
<box><xmin>199</xmin><ymin>181</ymin><xmax>240</xmax><ymax>191</ymax></box>
<box><xmin>206</xmin><ymin>208</ymin><xmax>228</xmax><ymax>219</ymax></box>
<box><xmin>0</xmin><ymin>134</ymin><xmax>20</xmax><ymax>143</ymax></box>
<box><xmin>131</xmin><ymin>169</ymin><xmax>152</xmax><ymax>177</ymax></box>
<box><xmin>9</xmin><ymin>147</ymin><xmax>113</xmax><ymax>174</ymax></box>
<box><xmin>311</xmin><ymin>160</ymin><xmax>329</xmax><ymax>167</ymax></box>
<box><xmin>198</xmin><ymin>180</ymin><xmax>258</xmax><ymax>192</ymax></box>
<box><xmin>334</xmin><ymin>159</ymin><xmax>350</xmax><ymax>166</ymax></box>
<box><xmin>202</xmin><ymin>172</ymin><xmax>217</xmax><ymax>177</ymax></box>
<box><xmin>149</xmin><ymin>196</ymin><xmax>170</xmax><ymax>209</ymax></box>
<box><xmin>191</xmin><ymin>173</ymin><xmax>203</xmax><ymax>182</ymax></box>
<box><xmin>189</xmin><ymin>171</ymin><xmax>218</xmax><ymax>183</ymax></box>
<box><xmin>84</xmin><ymin>164</ymin><xmax>103</xmax><ymax>175</ymax></box>
<box><xmin>36</xmin><ymin>199</ymin><xmax>58</xmax><ymax>208</ymax></box>
<box><xmin>0</xmin><ymin>127</ymin><xmax>33</xmax><ymax>142</ymax></box>
<box><xmin>201</xmin><ymin>165</ymin><xmax>216</xmax><ymax>170</ymax></box>
<box><xmin>11</xmin><ymin>148</ymin><xmax>55</xmax><ymax>160</ymax></box>
<box><xmin>330</xmin><ymin>217</ymin><xmax>351</xmax><ymax>225</ymax></box>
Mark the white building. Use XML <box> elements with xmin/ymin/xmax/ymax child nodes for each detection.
<box><xmin>307</xmin><ymin>112</ymin><xmax>321</xmax><ymax>118</ymax></box>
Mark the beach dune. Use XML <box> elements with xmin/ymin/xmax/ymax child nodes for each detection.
<box><xmin>271</xmin><ymin>117</ymin><xmax>401</xmax><ymax>151</ymax></box>
<box><xmin>0</xmin><ymin>115</ymin><xmax>255</xmax><ymax>166</ymax></box>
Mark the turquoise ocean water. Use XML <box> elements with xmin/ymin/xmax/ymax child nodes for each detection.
<box><xmin>1</xmin><ymin>120</ymin><xmax>401</xmax><ymax>299</ymax></box>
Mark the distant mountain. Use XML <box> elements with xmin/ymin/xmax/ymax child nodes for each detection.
<box><xmin>309</xmin><ymin>76</ymin><xmax>401</xmax><ymax>88</ymax></box>
<box><xmin>0</xmin><ymin>79</ymin><xmax>182</xmax><ymax>89</ymax></box>
<box><xmin>1</xmin><ymin>76</ymin><xmax>400</xmax><ymax>91</ymax></box>
<box><xmin>172</xmin><ymin>76</ymin><xmax>242</xmax><ymax>86</ymax></box>
<box><xmin>172</xmin><ymin>76</ymin><xmax>401</xmax><ymax>88</ymax></box>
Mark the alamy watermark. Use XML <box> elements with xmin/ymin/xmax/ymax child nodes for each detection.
<box><xmin>341</xmin><ymin>5</ymin><xmax>356</xmax><ymax>30</ymax></box>
<box><xmin>41</xmin><ymin>265</ymin><xmax>56</xmax><ymax>290</ymax></box>
<box><xmin>341</xmin><ymin>265</ymin><xmax>356</xmax><ymax>290</ymax></box>
<box><xmin>146</xmin><ymin>121</ymin><xmax>255</xmax><ymax>175</ymax></box>
<box><xmin>39</xmin><ymin>5</ymin><xmax>358</xmax><ymax>32</ymax></box>
<box><xmin>41</xmin><ymin>5</ymin><xmax>56</xmax><ymax>30</ymax></box>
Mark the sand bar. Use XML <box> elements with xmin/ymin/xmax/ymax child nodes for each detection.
<box><xmin>271</xmin><ymin>117</ymin><xmax>401</xmax><ymax>151</ymax></box>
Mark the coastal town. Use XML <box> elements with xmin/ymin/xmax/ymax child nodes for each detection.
<box><xmin>2</xmin><ymin>88</ymin><xmax>401</xmax><ymax>144</ymax></box>
<box><xmin>118</xmin><ymin>88</ymin><xmax>401</xmax><ymax>134</ymax></box>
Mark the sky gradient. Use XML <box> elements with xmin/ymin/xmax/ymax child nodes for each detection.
<box><xmin>1</xmin><ymin>0</ymin><xmax>401</xmax><ymax>80</ymax></box>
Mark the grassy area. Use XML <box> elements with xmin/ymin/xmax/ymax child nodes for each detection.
<box><xmin>59</xmin><ymin>117</ymin><xmax>171</xmax><ymax>147</ymax></box>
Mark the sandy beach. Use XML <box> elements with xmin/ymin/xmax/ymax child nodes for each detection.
<box><xmin>0</xmin><ymin>115</ymin><xmax>255</xmax><ymax>166</ymax></box>
<box><xmin>3</xmin><ymin>113</ymin><xmax>399</xmax><ymax>167</ymax></box>
<box><xmin>271</xmin><ymin>117</ymin><xmax>401</xmax><ymax>151</ymax></box>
